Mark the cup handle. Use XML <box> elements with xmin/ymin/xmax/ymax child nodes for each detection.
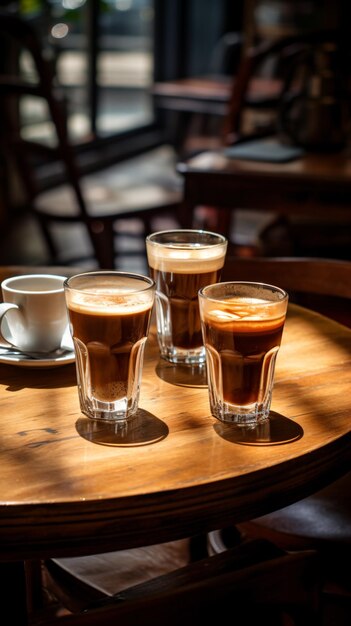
<box><xmin>0</xmin><ymin>303</ymin><xmax>19</xmax><ymax>348</ymax></box>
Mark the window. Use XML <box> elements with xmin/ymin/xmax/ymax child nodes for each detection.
<box><xmin>17</xmin><ymin>0</ymin><xmax>155</xmax><ymax>146</ymax></box>
<box><xmin>13</xmin><ymin>0</ymin><xmax>244</xmax><ymax>157</ymax></box>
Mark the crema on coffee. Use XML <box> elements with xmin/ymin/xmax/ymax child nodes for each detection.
<box><xmin>146</xmin><ymin>230</ymin><xmax>227</xmax><ymax>364</ymax></box>
<box><xmin>64</xmin><ymin>272</ymin><xmax>155</xmax><ymax>421</ymax></box>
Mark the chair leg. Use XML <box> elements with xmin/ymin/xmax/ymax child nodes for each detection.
<box><xmin>0</xmin><ymin>561</ymin><xmax>28</xmax><ymax>625</ymax></box>
<box><xmin>177</xmin><ymin>200</ymin><xmax>195</xmax><ymax>229</ymax></box>
<box><xmin>35</xmin><ymin>214</ymin><xmax>62</xmax><ymax>263</ymax></box>
<box><xmin>189</xmin><ymin>533</ymin><xmax>209</xmax><ymax>561</ymax></box>
<box><xmin>87</xmin><ymin>219</ymin><xmax>116</xmax><ymax>269</ymax></box>
<box><xmin>25</xmin><ymin>559</ymin><xmax>45</xmax><ymax>615</ymax></box>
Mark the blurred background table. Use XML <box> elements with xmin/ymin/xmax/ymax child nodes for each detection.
<box><xmin>177</xmin><ymin>143</ymin><xmax>351</xmax><ymax>257</ymax></box>
<box><xmin>153</xmin><ymin>76</ymin><xmax>283</xmax><ymax>155</ymax></box>
<box><xmin>153</xmin><ymin>76</ymin><xmax>282</xmax><ymax>116</ymax></box>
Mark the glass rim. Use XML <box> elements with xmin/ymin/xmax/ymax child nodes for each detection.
<box><xmin>145</xmin><ymin>229</ymin><xmax>227</xmax><ymax>248</ymax></box>
<box><xmin>199</xmin><ymin>280</ymin><xmax>288</xmax><ymax>303</ymax></box>
<box><xmin>2</xmin><ymin>274</ymin><xmax>67</xmax><ymax>294</ymax></box>
<box><xmin>64</xmin><ymin>271</ymin><xmax>155</xmax><ymax>295</ymax></box>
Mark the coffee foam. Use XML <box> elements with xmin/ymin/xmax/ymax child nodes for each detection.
<box><xmin>203</xmin><ymin>297</ymin><xmax>286</xmax><ymax>323</ymax></box>
<box><xmin>67</xmin><ymin>290</ymin><xmax>153</xmax><ymax>315</ymax></box>
<box><xmin>92</xmin><ymin>380</ymin><xmax>127</xmax><ymax>402</ymax></box>
<box><xmin>146</xmin><ymin>244</ymin><xmax>226</xmax><ymax>273</ymax></box>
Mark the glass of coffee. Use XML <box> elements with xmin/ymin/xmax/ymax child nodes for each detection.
<box><xmin>198</xmin><ymin>281</ymin><xmax>288</xmax><ymax>426</ymax></box>
<box><xmin>64</xmin><ymin>271</ymin><xmax>155</xmax><ymax>422</ymax></box>
<box><xmin>146</xmin><ymin>230</ymin><xmax>227</xmax><ymax>365</ymax></box>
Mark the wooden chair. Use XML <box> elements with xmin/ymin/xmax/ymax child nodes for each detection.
<box><xmin>177</xmin><ymin>29</ymin><xmax>351</xmax><ymax>257</ymax></box>
<box><xmin>220</xmin><ymin>255</ymin><xmax>351</xmax><ymax>325</ymax></box>
<box><xmin>0</xmin><ymin>11</ymin><xmax>182</xmax><ymax>269</ymax></box>
<box><xmin>154</xmin><ymin>28</ymin><xmax>305</xmax><ymax>159</ymax></box>
<box><xmin>220</xmin><ymin>28</ymin><xmax>349</xmax><ymax>147</ymax></box>
<box><xmin>219</xmin><ymin>256</ymin><xmax>351</xmax><ymax>620</ymax></box>
<box><xmin>31</xmin><ymin>539</ymin><xmax>321</xmax><ymax>626</ymax></box>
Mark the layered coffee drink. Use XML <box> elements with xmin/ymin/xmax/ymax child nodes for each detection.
<box><xmin>67</xmin><ymin>298</ymin><xmax>152</xmax><ymax>402</ymax></box>
<box><xmin>146</xmin><ymin>230</ymin><xmax>227</xmax><ymax>364</ymax></box>
<box><xmin>199</xmin><ymin>282</ymin><xmax>288</xmax><ymax>425</ymax></box>
<box><xmin>148</xmin><ymin>261</ymin><xmax>222</xmax><ymax>351</ymax></box>
<box><xmin>64</xmin><ymin>272</ymin><xmax>155</xmax><ymax>421</ymax></box>
<box><xmin>201</xmin><ymin>299</ymin><xmax>286</xmax><ymax>405</ymax></box>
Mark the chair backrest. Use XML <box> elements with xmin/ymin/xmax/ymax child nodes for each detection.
<box><xmin>221</xmin><ymin>29</ymin><xmax>349</xmax><ymax>147</ymax></box>
<box><xmin>221</xmin><ymin>256</ymin><xmax>351</xmax><ymax>327</ymax></box>
<box><xmin>209</xmin><ymin>31</ymin><xmax>243</xmax><ymax>76</ymax></box>
<box><xmin>0</xmin><ymin>11</ymin><xmax>86</xmax><ymax>213</ymax></box>
<box><xmin>0</xmin><ymin>12</ymin><xmax>114</xmax><ymax>265</ymax></box>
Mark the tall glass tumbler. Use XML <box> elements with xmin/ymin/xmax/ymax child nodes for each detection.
<box><xmin>64</xmin><ymin>271</ymin><xmax>155</xmax><ymax>422</ymax></box>
<box><xmin>146</xmin><ymin>230</ymin><xmax>227</xmax><ymax>364</ymax></box>
<box><xmin>199</xmin><ymin>281</ymin><xmax>288</xmax><ymax>426</ymax></box>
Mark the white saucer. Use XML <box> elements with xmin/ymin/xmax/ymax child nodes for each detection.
<box><xmin>0</xmin><ymin>326</ymin><xmax>75</xmax><ymax>368</ymax></box>
<box><xmin>0</xmin><ymin>349</ymin><xmax>75</xmax><ymax>368</ymax></box>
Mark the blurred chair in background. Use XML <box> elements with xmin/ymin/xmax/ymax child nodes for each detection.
<box><xmin>0</xmin><ymin>11</ymin><xmax>182</xmax><ymax>270</ymax></box>
<box><xmin>176</xmin><ymin>29</ymin><xmax>351</xmax><ymax>260</ymax></box>
<box><xmin>221</xmin><ymin>28</ymin><xmax>350</xmax><ymax>147</ymax></box>
<box><xmin>153</xmin><ymin>29</ymin><xmax>284</xmax><ymax>159</ymax></box>
<box><xmin>171</xmin><ymin>31</ymin><xmax>244</xmax><ymax>156</ymax></box>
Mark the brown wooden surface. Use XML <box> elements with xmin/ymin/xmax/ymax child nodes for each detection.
<box><xmin>41</xmin><ymin>542</ymin><xmax>320</xmax><ymax>626</ymax></box>
<box><xmin>0</xmin><ymin>266</ymin><xmax>350</xmax><ymax>562</ymax></box>
<box><xmin>221</xmin><ymin>257</ymin><xmax>351</xmax><ymax>300</ymax></box>
<box><xmin>177</xmin><ymin>144</ymin><xmax>351</xmax><ymax>225</ymax></box>
<box><xmin>153</xmin><ymin>76</ymin><xmax>282</xmax><ymax>112</ymax></box>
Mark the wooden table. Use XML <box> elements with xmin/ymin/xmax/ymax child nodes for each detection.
<box><xmin>176</xmin><ymin>142</ymin><xmax>351</xmax><ymax>237</ymax></box>
<box><xmin>153</xmin><ymin>76</ymin><xmax>282</xmax><ymax>152</ymax></box>
<box><xmin>153</xmin><ymin>76</ymin><xmax>282</xmax><ymax>115</ymax></box>
<box><xmin>0</xmin><ymin>266</ymin><xmax>351</xmax><ymax>622</ymax></box>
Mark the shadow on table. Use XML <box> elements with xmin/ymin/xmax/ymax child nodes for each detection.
<box><xmin>214</xmin><ymin>411</ymin><xmax>303</xmax><ymax>446</ymax></box>
<box><xmin>76</xmin><ymin>409</ymin><xmax>169</xmax><ymax>446</ymax></box>
<box><xmin>0</xmin><ymin>362</ymin><xmax>76</xmax><ymax>390</ymax></box>
<box><xmin>155</xmin><ymin>359</ymin><xmax>207</xmax><ymax>387</ymax></box>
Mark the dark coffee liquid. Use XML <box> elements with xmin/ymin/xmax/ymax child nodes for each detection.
<box><xmin>151</xmin><ymin>269</ymin><xmax>221</xmax><ymax>349</ymax></box>
<box><xmin>202</xmin><ymin>316</ymin><xmax>285</xmax><ymax>405</ymax></box>
<box><xmin>68</xmin><ymin>305</ymin><xmax>151</xmax><ymax>402</ymax></box>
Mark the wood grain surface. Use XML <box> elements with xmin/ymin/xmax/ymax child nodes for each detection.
<box><xmin>0</xmin><ymin>267</ymin><xmax>350</xmax><ymax>561</ymax></box>
<box><xmin>177</xmin><ymin>146</ymin><xmax>351</xmax><ymax>222</ymax></box>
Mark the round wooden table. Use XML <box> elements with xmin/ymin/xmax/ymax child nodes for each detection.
<box><xmin>0</xmin><ymin>266</ymin><xmax>351</xmax><ymax>624</ymax></box>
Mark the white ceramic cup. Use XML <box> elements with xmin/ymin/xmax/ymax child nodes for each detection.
<box><xmin>0</xmin><ymin>274</ymin><xmax>69</xmax><ymax>353</ymax></box>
